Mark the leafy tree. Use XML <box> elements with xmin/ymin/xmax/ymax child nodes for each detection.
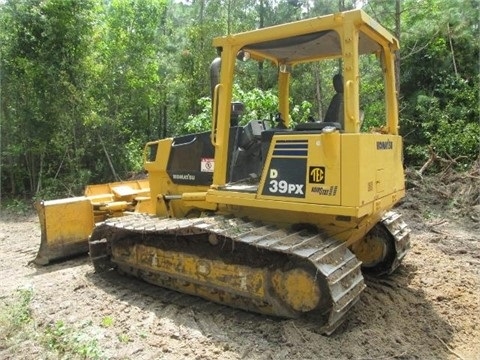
<box><xmin>398</xmin><ymin>0</ymin><xmax>480</xmax><ymax>168</ymax></box>
<box><xmin>85</xmin><ymin>0</ymin><xmax>168</xmax><ymax>182</ymax></box>
<box><xmin>1</xmin><ymin>0</ymin><xmax>96</xmax><ymax>197</ymax></box>
<box><xmin>1</xmin><ymin>0</ymin><xmax>478</xmax><ymax>201</ymax></box>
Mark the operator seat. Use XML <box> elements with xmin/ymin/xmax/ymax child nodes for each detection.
<box><xmin>324</xmin><ymin>74</ymin><xmax>344</xmax><ymax>128</ymax></box>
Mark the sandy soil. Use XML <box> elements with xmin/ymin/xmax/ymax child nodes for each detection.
<box><xmin>0</xmin><ymin>182</ymin><xmax>479</xmax><ymax>359</ymax></box>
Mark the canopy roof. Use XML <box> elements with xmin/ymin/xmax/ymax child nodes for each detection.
<box><xmin>213</xmin><ymin>9</ymin><xmax>398</xmax><ymax>65</ymax></box>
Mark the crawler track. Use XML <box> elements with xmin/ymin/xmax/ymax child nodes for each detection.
<box><xmin>89</xmin><ymin>214</ymin><xmax>366</xmax><ymax>334</ymax></box>
<box><xmin>381</xmin><ymin>211</ymin><xmax>411</xmax><ymax>274</ymax></box>
<box><xmin>359</xmin><ymin>211</ymin><xmax>411</xmax><ymax>276</ymax></box>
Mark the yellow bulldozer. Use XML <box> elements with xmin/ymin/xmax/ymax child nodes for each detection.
<box><xmin>35</xmin><ymin>9</ymin><xmax>410</xmax><ymax>334</ymax></box>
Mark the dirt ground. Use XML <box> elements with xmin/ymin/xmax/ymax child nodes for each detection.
<box><xmin>0</xmin><ymin>172</ymin><xmax>479</xmax><ymax>360</ymax></box>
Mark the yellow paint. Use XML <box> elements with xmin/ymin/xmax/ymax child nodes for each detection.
<box><xmin>85</xmin><ymin>179</ymin><xmax>149</xmax><ymax>201</ymax></box>
<box><xmin>34</xmin><ymin>197</ymin><xmax>94</xmax><ymax>265</ymax></box>
<box><xmin>137</xmin><ymin>10</ymin><xmax>405</xmax><ymax>253</ymax></box>
<box><xmin>111</xmin><ymin>241</ymin><xmax>323</xmax><ymax>315</ymax></box>
<box><xmin>38</xmin><ymin>197</ymin><xmax>94</xmax><ymax>246</ymax></box>
<box><xmin>35</xmin><ymin>178</ymin><xmax>154</xmax><ymax>264</ymax></box>
<box><xmin>341</xmin><ymin>134</ymin><xmax>404</xmax><ymax>208</ymax></box>
<box><xmin>121</xmin><ymin>244</ymin><xmax>266</xmax><ymax>299</ymax></box>
<box><xmin>271</xmin><ymin>269</ymin><xmax>320</xmax><ymax>312</ymax></box>
<box><xmin>350</xmin><ymin>230</ymin><xmax>387</xmax><ymax>267</ymax></box>
<box><xmin>37</xmin><ymin>10</ymin><xmax>407</xmax><ymax>317</ymax></box>
<box><xmin>101</xmin><ymin>9</ymin><xmax>403</xmax><ymax>321</ymax></box>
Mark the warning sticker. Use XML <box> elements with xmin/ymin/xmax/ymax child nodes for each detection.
<box><xmin>201</xmin><ymin>158</ymin><xmax>214</xmax><ymax>172</ymax></box>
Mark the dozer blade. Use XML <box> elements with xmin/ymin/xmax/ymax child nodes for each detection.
<box><xmin>89</xmin><ymin>214</ymin><xmax>366</xmax><ymax>334</ymax></box>
<box><xmin>35</xmin><ymin>197</ymin><xmax>95</xmax><ymax>265</ymax></box>
<box><xmin>34</xmin><ymin>179</ymin><xmax>151</xmax><ymax>265</ymax></box>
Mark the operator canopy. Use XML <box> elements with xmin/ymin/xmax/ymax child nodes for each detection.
<box><xmin>241</xmin><ymin>30</ymin><xmax>382</xmax><ymax>65</ymax></box>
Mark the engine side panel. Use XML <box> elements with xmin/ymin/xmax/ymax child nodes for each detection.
<box><xmin>341</xmin><ymin>133</ymin><xmax>405</xmax><ymax>207</ymax></box>
<box><xmin>256</xmin><ymin>131</ymin><xmax>404</xmax><ymax>213</ymax></box>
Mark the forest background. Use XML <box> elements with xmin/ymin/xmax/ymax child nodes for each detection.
<box><xmin>0</xmin><ymin>0</ymin><xmax>478</xmax><ymax>203</ymax></box>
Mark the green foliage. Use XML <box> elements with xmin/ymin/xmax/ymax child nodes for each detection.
<box><xmin>42</xmin><ymin>320</ymin><xmax>104</xmax><ymax>359</ymax></box>
<box><xmin>117</xmin><ymin>333</ymin><xmax>130</xmax><ymax>343</ymax></box>
<box><xmin>124</xmin><ymin>138</ymin><xmax>146</xmax><ymax>173</ymax></box>
<box><xmin>0</xmin><ymin>288</ymin><xmax>33</xmax><ymax>329</ymax></box>
<box><xmin>183</xmin><ymin>83</ymin><xmax>302</xmax><ymax>133</ymax></box>
<box><xmin>1</xmin><ymin>0</ymin><xmax>479</xmax><ymax>200</ymax></box>
<box><xmin>1</xmin><ymin>198</ymin><xmax>32</xmax><ymax>215</ymax></box>
<box><xmin>361</xmin><ymin>0</ymin><xmax>479</xmax><ymax>169</ymax></box>
<box><xmin>1</xmin><ymin>0</ymin><xmax>97</xmax><ymax>197</ymax></box>
<box><xmin>399</xmin><ymin>0</ymin><xmax>480</xmax><ymax>169</ymax></box>
<box><xmin>359</xmin><ymin>55</ymin><xmax>386</xmax><ymax>130</ymax></box>
<box><xmin>0</xmin><ymin>288</ymin><xmax>34</xmax><ymax>349</ymax></box>
<box><xmin>404</xmin><ymin>81</ymin><xmax>480</xmax><ymax>169</ymax></box>
<box><xmin>234</xmin><ymin>84</ymin><xmax>279</xmax><ymax>124</ymax></box>
<box><xmin>183</xmin><ymin>97</ymin><xmax>212</xmax><ymax>133</ymax></box>
<box><xmin>290</xmin><ymin>101</ymin><xmax>314</xmax><ymax>127</ymax></box>
<box><xmin>0</xmin><ymin>288</ymin><xmax>106</xmax><ymax>358</ymax></box>
<box><xmin>100</xmin><ymin>316</ymin><xmax>114</xmax><ymax>328</ymax></box>
<box><xmin>290</xmin><ymin>59</ymin><xmax>345</xmax><ymax>124</ymax></box>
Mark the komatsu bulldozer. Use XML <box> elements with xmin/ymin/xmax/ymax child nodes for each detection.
<box><xmin>36</xmin><ymin>9</ymin><xmax>410</xmax><ymax>334</ymax></box>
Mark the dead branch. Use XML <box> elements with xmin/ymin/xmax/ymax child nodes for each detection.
<box><xmin>417</xmin><ymin>147</ymin><xmax>469</xmax><ymax>178</ymax></box>
<box><xmin>417</xmin><ymin>147</ymin><xmax>437</xmax><ymax>176</ymax></box>
<box><xmin>434</xmin><ymin>335</ymin><xmax>465</xmax><ymax>360</ymax></box>
<box><xmin>291</xmin><ymin>321</ymin><xmax>308</xmax><ymax>342</ymax></box>
<box><xmin>98</xmin><ymin>133</ymin><xmax>122</xmax><ymax>182</ymax></box>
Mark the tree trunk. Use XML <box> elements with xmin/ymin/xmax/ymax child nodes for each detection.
<box><xmin>314</xmin><ymin>63</ymin><xmax>323</xmax><ymax>120</ymax></box>
<box><xmin>36</xmin><ymin>151</ymin><xmax>45</xmax><ymax>195</ymax></box>
<box><xmin>98</xmin><ymin>133</ymin><xmax>121</xmax><ymax>182</ymax></box>
<box><xmin>227</xmin><ymin>0</ymin><xmax>232</xmax><ymax>34</ymax></box>
<box><xmin>257</xmin><ymin>0</ymin><xmax>265</xmax><ymax>89</ymax></box>
<box><xmin>395</xmin><ymin>0</ymin><xmax>401</xmax><ymax>96</ymax></box>
<box><xmin>447</xmin><ymin>23</ymin><xmax>458</xmax><ymax>77</ymax></box>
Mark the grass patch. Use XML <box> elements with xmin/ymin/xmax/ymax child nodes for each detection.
<box><xmin>1</xmin><ymin>288</ymin><xmax>105</xmax><ymax>359</ymax></box>
<box><xmin>0</xmin><ymin>198</ymin><xmax>33</xmax><ymax>216</ymax></box>
<box><xmin>0</xmin><ymin>288</ymin><xmax>34</xmax><ymax>346</ymax></box>
<box><xmin>100</xmin><ymin>316</ymin><xmax>114</xmax><ymax>328</ymax></box>
<box><xmin>42</xmin><ymin>320</ymin><xmax>104</xmax><ymax>359</ymax></box>
<box><xmin>117</xmin><ymin>333</ymin><xmax>130</xmax><ymax>343</ymax></box>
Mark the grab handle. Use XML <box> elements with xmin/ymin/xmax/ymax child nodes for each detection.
<box><xmin>211</xmin><ymin>83</ymin><xmax>223</xmax><ymax>146</ymax></box>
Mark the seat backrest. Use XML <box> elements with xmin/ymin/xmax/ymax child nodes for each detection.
<box><xmin>324</xmin><ymin>74</ymin><xmax>344</xmax><ymax>128</ymax></box>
